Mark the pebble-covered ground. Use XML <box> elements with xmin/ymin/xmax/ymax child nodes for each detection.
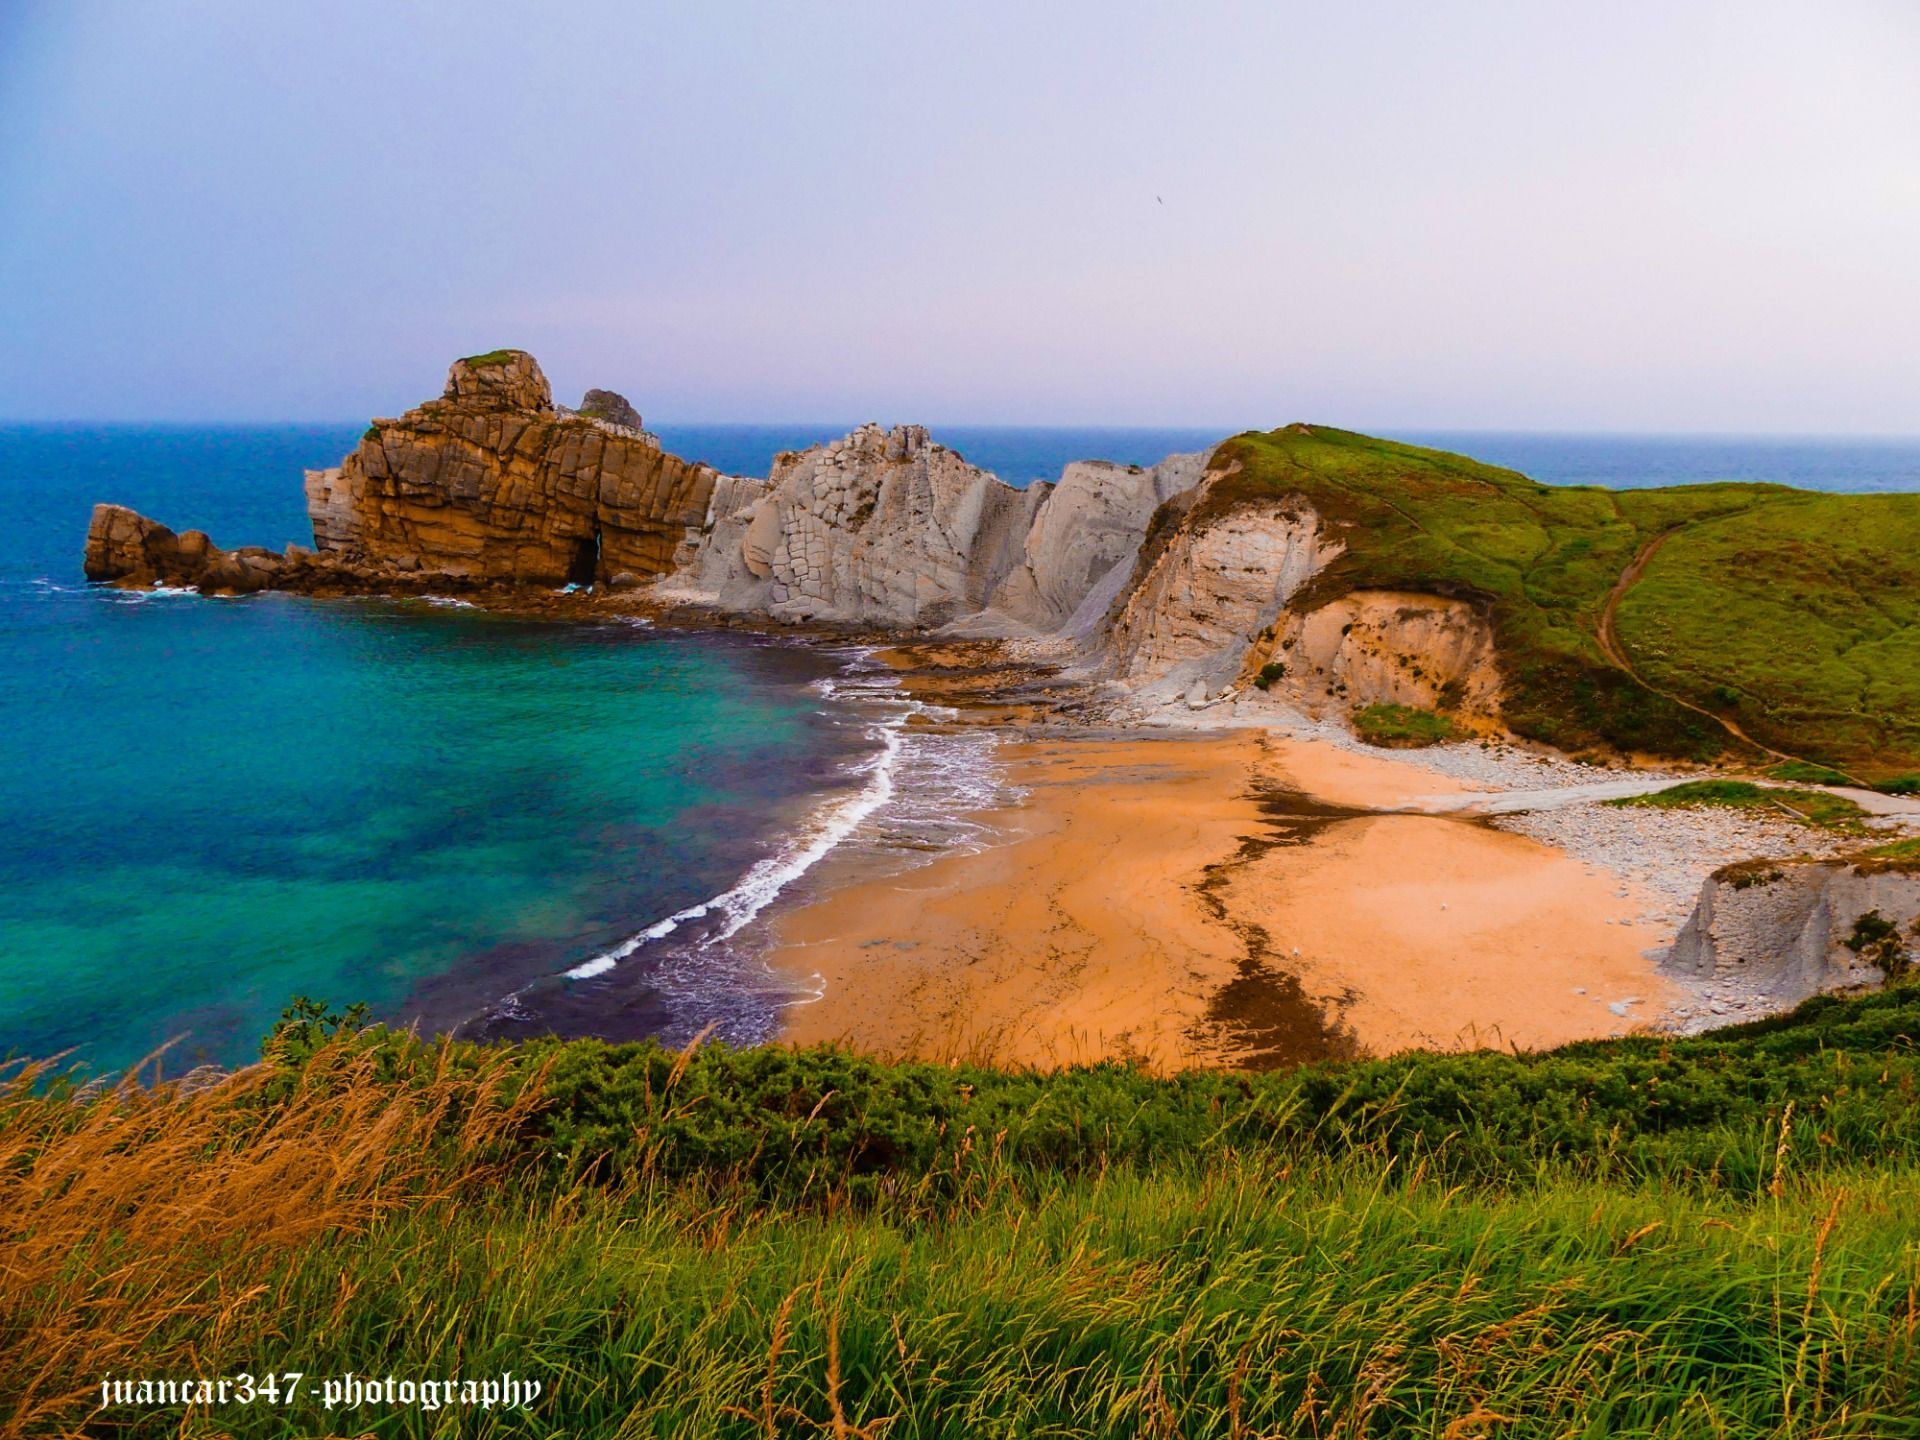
<box><xmin>1088</xmin><ymin>691</ymin><xmax>1920</xmax><ymax>1034</ymax></box>
<box><xmin>1490</xmin><ymin>803</ymin><xmax>1855</xmax><ymax>1031</ymax></box>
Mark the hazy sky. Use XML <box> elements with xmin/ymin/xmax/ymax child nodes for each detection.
<box><xmin>2</xmin><ymin>1</ymin><xmax>1917</xmax><ymax>429</ymax></box>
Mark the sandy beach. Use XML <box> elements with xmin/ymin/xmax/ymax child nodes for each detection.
<box><xmin>772</xmin><ymin>728</ymin><xmax>1680</xmax><ymax>1069</ymax></box>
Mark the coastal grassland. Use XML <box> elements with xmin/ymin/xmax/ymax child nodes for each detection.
<box><xmin>457</xmin><ymin>348</ymin><xmax>525</xmax><ymax>368</ymax></box>
<box><xmin>1616</xmin><ymin>494</ymin><xmax>1920</xmax><ymax>776</ymax></box>
<box><xmin>1767</xmin><ymin>760</ymin><xmax>1858</xmax><ymax>787</ymax></box>
<box><xmin>1207</xmin><ymin>425</ymin><xmax>1920</xmax><ymax>772</ymax></box>
<box><xmin>7</xmin><ymin>988</ymin><xmax>1920</xmax><ymax>1437</ymax></box>
<box><xmin>1607</xmin><ymin>778</ymin><xmax>1870</xmax><ymax>831</ymax></box>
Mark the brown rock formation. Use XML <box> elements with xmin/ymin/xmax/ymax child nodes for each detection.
<box><xmin>81</xmin><ymin>501</ymin><xmax>443</xmax><ymax>596</ymax></box>
<box><xmin>84</xmin><ymin>350</ymin><xmax>726</xmax><ymax>596</ymax></box>
<box><xmin>83</xmin><ymin>504</ymin><xmax>294</xmax><ymax>593</ymax></box>
<box><xmin>302</xmin><ymin>351</ymin><xmax>723</xmax><ymax>586</ymax></box>
<box><xmin>576</xmin><ymin>388</ymin><xmax>643</xmax><ymax>432</ymax></box>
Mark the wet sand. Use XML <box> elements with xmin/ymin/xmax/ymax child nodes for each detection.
<box><xmin>771</xmin><ymin>729</ymin><xmax>1676</xmax><ymax>1069</ymax></box>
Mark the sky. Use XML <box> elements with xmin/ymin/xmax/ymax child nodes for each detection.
<box><xmin>1</xmin><ymin>1</ymin><xmax>1917</xmax><ymax>430</ymax></box>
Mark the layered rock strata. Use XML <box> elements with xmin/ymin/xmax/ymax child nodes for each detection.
<box><xmin>86</xmin><ymin>352</ymin><xmax>730</xmax><ymax>594</ymax></box>
<box><xmin>302</xmin><ymin>352</ymin><xmax>719</xmax><ymax>585</ymax></box>
<box><xmin>660</xmin><ymin>423</ymin><xmax>1048</xmax><ymax>627</ymax></box>
<box><xmin>1097</xmin><ymin>500</ymin><xmax>1338</xmax><ymax>705</ymax></box>
<box><xmin>81</xmin><ymin>347</ymin><xmax>1512</xmax><ymax>731</ymax></box>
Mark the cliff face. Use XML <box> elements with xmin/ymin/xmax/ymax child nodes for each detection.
<box><xmin>1251</xmin><ymin>590</ymin><xmax>1503</xmax><ymax>725</ymax></box>
<box><xmin>1665</xmin><ymin>857</ymin><xmax>1919</xmax><ymax>1005</ymax></box>
<box><xmin>79</xmin><ymin>348</ymin><xmax>1516</xmax><ymax>736</ymax></box>
<box><xmin>303</xmin><ymin>352</ymin><xmax>719</xmax><ymax>585</ymax></box>
<box><xmin>982</xmin><ymin>455</ymin><xmax>1207</xmax><ymax>636</ymax></box>
<box><xmin>662</xmin><ymin>438</ymin><xmax>1217</xmax><ymax>635</ymax></box>
<box><xmin>1098</xmin><ymin>498</ymin><xmax>1336</xmax><ymax>705</ymax></box>
<box><xmin>85</xmin><ymin>352</ymin><xmax>733</xmax><ymax>595</ymax></box>
<box><xmin>660</xmin><ymin>423</ymin><xmax>1048</xmax><ymax>627</ymax></box>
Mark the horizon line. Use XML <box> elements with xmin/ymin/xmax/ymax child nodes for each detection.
<box><xmin>6</xmin><ymin>417</ymin><xmax>1920</xmax><ymax>443</ymax></box>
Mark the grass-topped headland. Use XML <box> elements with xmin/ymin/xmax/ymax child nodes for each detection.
<box><xmin>7</xmin><ymin>989</ymin><xmax>1920</xmax><ymax>1435</ymax></box>
<box><xmin>1206</xmin><ymin>425</ymin><xmax>1920</xmax><ymax>775</ymax></box>
<box><xmin>457</xmin><ymin>348</ymin><xmax>525</xmax><ymax>368</ymax></box>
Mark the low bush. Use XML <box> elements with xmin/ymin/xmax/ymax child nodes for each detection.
<box><xmin>1765</xmin><ymin>759</ymin><xmax>1855</xmax><ymax>787</ymax></box>
<box><xmin>1351</xmin><ymin>702</ymin><xmax>1459</xmax><ymax>748</ymax></box>
<box><xmin>1611</xmin><ymin>779</ymin><xmax>1867</xmax><ymax>830</ymax></box>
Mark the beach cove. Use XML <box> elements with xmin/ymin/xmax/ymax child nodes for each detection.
<box><xmin>769</xmin><ymin>722</ymin><xmax>1699</xmax><ymax>1068</ymax></box>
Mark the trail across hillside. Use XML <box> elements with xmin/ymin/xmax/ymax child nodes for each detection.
<box><xmin>1596</xmin><ymin>529</ymin><xmax>1797</xmax><ymax>764</ymax></box>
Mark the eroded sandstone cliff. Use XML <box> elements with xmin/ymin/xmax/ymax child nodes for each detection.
<box><xmin>303</xmin><ymin>351</ymin><xmax>720</xmax><ymax>585</ymax></box>
<box><xmin>85</xmin><ymin>352</ymin><xmax>730</xmax><ymax>594</ymax></box>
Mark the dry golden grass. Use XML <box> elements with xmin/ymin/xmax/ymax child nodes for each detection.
<box><xmin>0</xmin><ymin>1041</ymin><xmax>539</xmax><ymax>1438</ymax></box>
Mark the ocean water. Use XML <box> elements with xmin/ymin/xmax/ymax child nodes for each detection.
<box><xmin>4</xmin><ymin>422</ymin><xmax>1916</xmax><ymax>1075</ymax></box>
<box><xmin>654</xmin><ymin>424</ymin><xmax>1920</xmax><ymax>493</ymax></box>
<box><xmin>1394</xmin><ymin>431</ymin><xmax>1920</xmax><ymax>493</ymax></box>
<box><xmin>0</xmin><ymin>427</ymin><xmax>898</xmax><ymax>1075</ymax></box>
<box><xmin>653</xmin><ymin>424</ymin><xmax>1232</xmax><ymax>489</ymax></box>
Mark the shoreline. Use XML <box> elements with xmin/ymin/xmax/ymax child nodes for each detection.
<box><xmin>765</xmin><ymin>726</ymin><xmax>1711</xmax><ymax>1069</ymax></box>
<box><xmin>82</xmin><ymin>576</ymin><xmax>1905</xmax><ymax>1063</ymax></box>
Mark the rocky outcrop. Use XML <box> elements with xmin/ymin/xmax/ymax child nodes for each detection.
<box><xmin>300</xmin><ymin>353</ymin><xmax>724</xmax><ymax>586</ymax></box>
<box><xmin>1664</xmin><ymin>856</ymin><xmax>1920</xmax><ymax>1004</ymax></box>
<box><xmin>658</xmin><ymin>435</ymin><xmax>1223</xmax><ymax>635</ymax></box>
<box><xmin>1096</xmin><ymin>498</ymin><xmax>1340</xmax><ymax>705</ymax></box>
<box><xmin>576</xmin><ymin>389</ymin><xmax>644</xmax><ymax>432</ymax></box>
<box><xmin>83</xmin><ymin>504</ymin><xmax>291</xmax><ymax>593</ymax></box>
<box><xmin>81</xmin><ymin>501</ymin><xmax>487</xmax><ymax>597</ymax></box>
<box><xmin>658</xmin><ymin>423</ymin><xmax>1050</xmax><ymax>627</ymax></box>
<box><xmin>1250</xmin><ymin>589</ymin><xmax>1502</xmax><ymax>725</ymax></box>
<box><xmin>442</xmin><ymin>349</ymin><xmax>552</xmax><ymax>412</ymax></box>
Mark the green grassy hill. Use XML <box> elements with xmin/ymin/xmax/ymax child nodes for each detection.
<box><xmin>1208</xmin><ymin>425</ymin><xmax>1920</xmax><ymax>775</ymax></box>
<box><xmin>8</xmin><ymin>990</ymin><xmax>1920</xmax><ymax>1436</ymax></box>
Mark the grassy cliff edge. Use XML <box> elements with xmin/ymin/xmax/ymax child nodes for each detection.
<box><xmin>1208</xmin><ymin>425</ymin><xmax>1920</xmax><ymax>774</ymax></box>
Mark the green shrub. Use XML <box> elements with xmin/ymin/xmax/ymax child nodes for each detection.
<box><xmin>1253</xmin><ymin>660</ymin><xmax>1286</xmax><ymax>689</ymax></box>
<box><xmin>1766</xmin><ymin>759</ymin><xmax>1855</xmax><ymax>787</ymax></box>
<box><xmin>1844</xmin><ymin>911</ymin><xmax>1912</xmax><ymax>980</ymax></box>
<box><xmin>1610</xmin><ymin>779</ymin><xmax>1867</xmax><ymax>830</ymax></box>
<box><xmin>1351</xmin><ymin>703</ymin><xmax>1460</xmax><ymax>748</ymax></box>
<box><xmin>16</xmin><ymin>984</ymin><xmax>1920</xmax><ymax>1434</ymax></box>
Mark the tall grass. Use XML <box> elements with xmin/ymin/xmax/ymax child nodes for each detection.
<box><xmin>0</xmin><ymin>1041</ymin><xmax>539</xmax><ymax>1436</ymax></box>
<box><xmin>5</xmin><ymin>988</ymin><xmax>1920</xmax><ymax>1436</ymax></box>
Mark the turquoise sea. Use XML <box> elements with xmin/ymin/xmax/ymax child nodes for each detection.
<box><xmin>4</xmin><ymin>423</ymin><xmax>1918</xmax><ymax>1075</ymax></box>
